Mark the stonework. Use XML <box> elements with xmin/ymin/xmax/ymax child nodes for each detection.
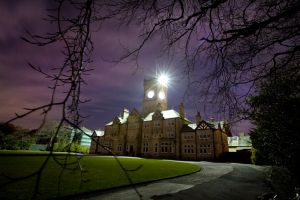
<box><xmin>90</xmin><ymin>77</ymin><xmax>229</xmax><ymax>161</ymax></box>
<box><xmin>143</xmin><ymin>78</ymin><xmax>167</xmax><ymax>116</ymax></box>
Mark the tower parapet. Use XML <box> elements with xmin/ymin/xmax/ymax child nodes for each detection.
<box><xmin>143</xmin><ymin>78</ymin><xmax>168</xmax><ymax>116</ymax></box>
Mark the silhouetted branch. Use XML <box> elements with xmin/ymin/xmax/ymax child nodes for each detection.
<box><xmin>98</xmin><ymin>0</ymin><xmax>300</xmax><ymax>122</ymax></box>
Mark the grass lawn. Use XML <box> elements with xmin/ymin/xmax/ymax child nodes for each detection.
<box><xmin>0</xmin><ymin>151</ymin><xmax>200</xmax><ymax>199</ymax></box>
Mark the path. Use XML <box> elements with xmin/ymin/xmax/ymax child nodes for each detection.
<box><xmin>81</xmin><ymin>162</ymin><xmax>269</xmax><ymax>200</ymax></box>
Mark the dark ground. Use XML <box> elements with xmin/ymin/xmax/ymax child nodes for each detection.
<box><xmin>82</xmin><ymin>161</ymin><xmax>270</xmax><ymax>200</ymax></box>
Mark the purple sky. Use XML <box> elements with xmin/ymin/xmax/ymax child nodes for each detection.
<box><xmin>0</xmin><ymin>1</ymin><xmax>251</xmax><ymax>135</ymax></box>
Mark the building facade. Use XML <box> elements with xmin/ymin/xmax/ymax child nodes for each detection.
<box><xmin>228</xmin><ymin>132</ymin><xmax>252</xmax><ymax>152</ymax></box>
<box><xmin>90</xmin><ymin>77</ymin><xmax>229</xmax><ymax>161</ymax></box>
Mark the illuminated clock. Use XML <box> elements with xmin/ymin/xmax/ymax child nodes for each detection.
<box><xmin>158</xmin><ymin>91</ymin><xmax>165</xmax><ymax>100</ymax></box>
<box><xmin>147</xmin><ymin>90</ymin><xmax>155</xmax><ymax>98</ymax></box>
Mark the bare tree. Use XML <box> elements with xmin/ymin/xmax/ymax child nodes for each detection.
<box><xmin>2</xmin><ymin>0</ymin><xmax>95</xmax><ymax>199</ymax></box>
<box><xmin>2</xmin><ymin>1</ymin><xmax>145</xmax><ymax>199</ymax></box>
<box><xmin>98</xmin><ymin>0</ymin><xmax>300</xmax><ymax>121</ymax></box>
<box><xmin>7</xmin><ymin>0</ymin><xmax>300</xmax><ymax>154</ymax></box>
<box><xmin>2</xmin><ymin>0</ymin><xmax>300</xmax><ymax>199</ymax></box>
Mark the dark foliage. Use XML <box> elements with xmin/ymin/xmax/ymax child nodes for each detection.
<box><xmin>0</xmin><ymin>123</ymin><xmax>17</xmax><ymax>135</ymax></box>
<box><xmin>248</xmin><ymin>65</ymin><xmax>300</xmax><ymax>184</ymax></box>
<box><xmin>0</xmin><ymin>123</ymin><xmax>34</xmax><ymax>150</ymax></box>
<box><xmin>2</xmin><ymin>0</ymin><xmax>300</xmax><ymax>199</ymax></box>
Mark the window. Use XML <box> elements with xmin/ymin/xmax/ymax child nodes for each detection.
<box><xmin>154</xmin><ymin>121</ymin><xmax>161</xmax><ymax>127</ymax></box>
<box><xmin>155</xmin><ymin>143</ymin><xmax>158</xmax><ymax>152</ymax></box>
<box><xmin>117</xmin><ymin>144</ymin><xmax>122</xmax><ymax>151</ymax></box>
<box><xmin>161</xmin><ymin>143</ymin><xmax>165</xmax><ymax>152</ymax></box>
<box><xmin>183</xmin><ymin>144</ymin><xmax>194</xmax><ymax>154</ymax></box>
<box><xmin>143</xmin><ymin>143</ymin><xmax>149</xmax><ymax>153</ymax></box>
<box><xmin>199</xmin><ymin>144</ymin><xmax>211</xmax><ymax>154</ymax></box>
<box><xmin>161</xmin><ymin>142</ymin><xmax>173</xmax><ymax>153</ymax></box>
<box><xmin>105</xmin><ymin>142</ymin><xmax>112</xmax><ymax>150</ymax></box>
<box><xmin>184</xmin><ymin>134</ymin><xmax>193</xmax><ymax>139</ymax></box>
<box><xmin>167</xmin><ymin>131</ymin><xmax>175</xmax><ymax>138</ymax></box>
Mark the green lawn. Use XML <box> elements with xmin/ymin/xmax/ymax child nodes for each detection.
<box><xmin>0</xmin><ymin>151</ymin><xmax>200</xmax><ymax>199</ymax></box>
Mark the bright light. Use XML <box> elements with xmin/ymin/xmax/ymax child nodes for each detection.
<box><xmin>157</xmin><ymin>74</ymin><xmax>169</xmax><ymax>86</ymax></box>
<box><xmin>158</xmin><ymin>91</ymin><xmax>165</xmax><ymax>100</ymax></box>
<box><xmin>147</xmin><ymin>90</ymin><xmax>155</xmax><ymax>98</ymax></box>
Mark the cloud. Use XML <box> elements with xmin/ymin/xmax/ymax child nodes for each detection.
<box><xmin>0</xmin><ymin>1</ymin><xmax>250</xmax><ymax>134</ymax></box>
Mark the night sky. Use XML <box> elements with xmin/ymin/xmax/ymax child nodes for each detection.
<box><xmin>0</xmin><ymin>1</ymin><xmax>250</xmax><ymax>135</ymax></box>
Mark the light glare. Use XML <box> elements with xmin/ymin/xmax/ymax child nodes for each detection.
<box><xmin>158</xmin><ymin>74</ymin><xmax>169</xmax><ymax>86</ymax></box>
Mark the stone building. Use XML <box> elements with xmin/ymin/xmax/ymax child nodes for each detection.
<box><xmin>90</xmin><ymin>76</ymin><xmax>229</xmax><ymax>160</ymax></box>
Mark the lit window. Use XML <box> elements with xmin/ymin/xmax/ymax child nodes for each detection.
<box><xmin>158</xmin><ymin>91</ymin><xmax>166</xmax><ymax>100</ymax></box>
<box><xmin>147</xmin><ymin>90</ymin><xmax>155</xmax><ymax>98</ymax></box>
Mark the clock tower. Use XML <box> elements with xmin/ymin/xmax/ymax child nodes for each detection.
<box><xmin>143</xmin><ymin>77</ymin><xmax>168</xmax><ymax>116</ymax></box>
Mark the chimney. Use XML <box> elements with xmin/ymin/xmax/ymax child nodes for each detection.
<box><xmin>209</xmin><ymin>117</ymin><xmax>215</xmax><ymax>123</ymax></box>
<box><xmin>179</xmin><ymin>102</ymin><xmax>185</xmax><ymax>118</ymax></box>
<box><xmin>122</xmin><ymin>108</ymin><xmax>129</xmax><ymax>119</ymax></box>
<box><xmin>218</xmin><ymin>122</ymin><xmax>222</xmax><ymax>130</ymax></box>
<box><xmin>196</xmin><ymin>112</ymin><xmax>202</xmax><ymax>125</ymax></box>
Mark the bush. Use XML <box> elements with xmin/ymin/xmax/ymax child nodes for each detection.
<box><xmin>1</xmin><ymin>135</ymin><xmax>18</xmax><ymax>150</ymax></box>
<box><xmin>251</xmin><ymin>148</ymin><xmax>271</xmax><ymax>165</ymax></box>
<box><xmin>266</xmin><ymin>166</ymin><xmax>298</xmax><ymax>199</ymax></box>
<box><xmin>53</xmin><ymin>142</ymin><xmax>89</xmax><ymax>154</ymax></box>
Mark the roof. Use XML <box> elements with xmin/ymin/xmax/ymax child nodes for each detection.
<box><xmin>144</xmin><ymin>109</ymin><xmax>189</xmax><ymax>122</ymax></box>
<box><xmin>181</xmin><ymin>124</ymin><xmax>196</xmax><ymax>132</ymax></box>
<box><xmin>106</xmin><ymin>115</ymin><xmax>129</xmax><ymax>126</ymax></box>
<box><xmin>207</xmin><ymin>120</ymin><xmax>225</xmax><ymax>129</ymax></box>
<box><xmin>188</xmin><ymin>123</ymin><xmax>197</xmax><ymax>130</ymax></box>
<box><xmin>181</xmin><ymin>120</ymin><xmax>225</xmax><ymax>132</ymax></box>
<box><xmin>70</xmin><ymin>127</ymin><xmax>93</xmax><ymax>136</ymax></box>
<box><xmin>93</xmin><ymin>130</ymin><xmax>104</xmax><ymax>136</ymax></box>
<box><xmin>80</xmin><ymin>127</ymin><xmax>93</xmax><ymax>136</ymax></box>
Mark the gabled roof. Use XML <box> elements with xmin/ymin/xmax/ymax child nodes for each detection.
<box><xmin>144</xmin><ymin>109</ymin><xmax>190</xmax><ymax>122</ymax></box>
<box><xmin>71</xmin><ymin>126</ymin><xmax>93</xmax><ymax>136</ymax></box>
<box><xmin>195</xmin><ymin>120</ymin><xmax>226</xmax><ymax>131</ymax></box>
<box><xmin>93</xmin><ymin>130</ymin><xmax>104</xmax><ymax>137</ymax></box>
<box><xmin>106</xmin><ymin>109</ymin><xmax>192</xmax><ymax>125</ymax></box>
<box><xmin>129</xmin><ymin>108</ymin><xmax>141</xmax><ymax>117</ymax></box>
<box><xmin>196</xmin><ymin>120</ymin><xmax>216</xmax><ymax>130</ymax></box>
<box><xmin>188</xmin><ymin>123</ymin><xmax>197</xmax><ymax>130</ymax></box>
<box><xmin>106</xmin><ymin>115</ymin><xmax>129</xmax><ymax>126</ymax></box>
<box><xmin>106</xmin><ymin>108</ymin><xmax>143</xmax><ymax>126</ymax></box>
<box><xmin>181</xmin><ymin>124</ymin><xmax>195</xmax><ymax>132</ymax></box>
<box><xmin>80</xmin><ymin>127</ymin><xmax>93</xmax><ymax>135</ymax></box>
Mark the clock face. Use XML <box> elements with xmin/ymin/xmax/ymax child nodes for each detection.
<box><xmin>158</xmin><ymin>91</ymin><xmax>165</xmax><ymax>100</ymax></box>
<box><xmin>147</xmin><ymin>90</ymin><xmax>155</xmax><ymax>98</ymax></box>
